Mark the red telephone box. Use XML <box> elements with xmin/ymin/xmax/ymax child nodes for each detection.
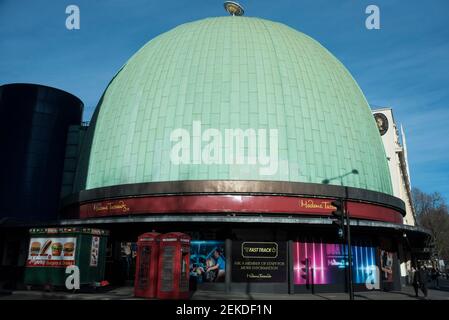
<box><xmin>134</xmin><ymin>232</ymin><xmax>161</xmax><ymax>298</ymax></box>
<box><xmin>156</xmin><ymin>232</ymin><xmax>190</xmax><ymax>299</ymax></box>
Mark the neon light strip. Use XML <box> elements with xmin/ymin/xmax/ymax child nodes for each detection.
<box><xmin>320</xmin><ymin>239</ymin><xmax>324</xmax><ymax>283</ymax></box>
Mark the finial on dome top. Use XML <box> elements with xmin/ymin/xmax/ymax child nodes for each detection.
<box><xmin>224</xmin><ymin>1</ymin><xmax>244</xmax><ymax>16</ymax></box>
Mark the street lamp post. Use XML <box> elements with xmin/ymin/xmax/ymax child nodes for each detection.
<box><xmin>344</xmin><ymin>187</ymin><xmax>354</xmax><ymax>300</ymax></box>
<box><xmin>326</xmin><ymin>171</ymin><xmax>358</xmax><ymax>300</ymax></box>
<box><xmin>331</xmin><ymin>196</ymin><xmax>354</xmax><ymax>300</ymax></box>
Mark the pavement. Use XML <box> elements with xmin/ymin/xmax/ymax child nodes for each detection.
<box><xmin>1</xmin><ymin>283</ymin><xmax>449</xmax><ymax>300</ymax></box>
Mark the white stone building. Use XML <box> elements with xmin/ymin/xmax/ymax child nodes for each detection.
<box><xmin>372</xmin><ymin>108</ymin><xmax>416</xmax><ymax>226</ymax></box>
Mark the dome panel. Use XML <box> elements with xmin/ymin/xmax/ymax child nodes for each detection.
<box><xmin>75</xmin><ymin>17</ymin><xmax>392</xmax><ymax>195</ymax></box>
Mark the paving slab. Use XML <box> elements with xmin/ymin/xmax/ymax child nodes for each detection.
<box><xmin>1</xmin><ymin>285</ymin><xmax>449</xmax><ymax>300</ymax></box>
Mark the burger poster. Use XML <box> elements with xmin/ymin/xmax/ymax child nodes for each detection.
<box><xmin>27</xmin><ymin>237</ymin><xmax>77</xmax><ymax>267</ymax></box>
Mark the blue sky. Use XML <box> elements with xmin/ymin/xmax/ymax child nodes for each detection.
<box><xmin>1</xmin><ymin>0</ymin><xmax>448</xmax><ymax>200</ymax></box>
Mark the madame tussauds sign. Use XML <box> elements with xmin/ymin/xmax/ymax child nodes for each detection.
<box><xmin>170</xmin><ymin>121</ymin><xmax>279</xmax><ymax>176</ymax></box>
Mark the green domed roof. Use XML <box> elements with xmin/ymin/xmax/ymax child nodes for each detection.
<box><xmin>75</xmin><ymin>16</ymin><xmax>392</xmax><ymax>195</ymax></box>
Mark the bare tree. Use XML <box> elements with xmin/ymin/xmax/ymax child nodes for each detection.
<box><xmin>412</xmin><ymin>188</ymin><xmax>449</xmax><ymax>261</ymax></box>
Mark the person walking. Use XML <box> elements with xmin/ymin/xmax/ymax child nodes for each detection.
<box><xmin>412</xmin><ymin>264</ymin><xmax>429</xmax><ymax>298</ymax></box>
<box><xmin>120</xmin><ymin>242</ymin><xmax>132</xmax><ymax>284</ymax></box>
<box><xmin>412</xmin><ymin>266</ymin><xmax>420</xmax><ymax>297</ymax></box>
<box><xmin>418</xmin><ymin>265</ymin><xmax>429</xmax><ymax>298</ymax></box>
<box><xmin>432</xmin><ymin>268</ymin><xmax>441</xmax><ymax>289</ymax></box>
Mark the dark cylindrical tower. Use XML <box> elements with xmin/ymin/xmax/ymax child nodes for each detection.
<box><xmin>0</xmin><ymin>83</ymin><xmax>83</xmax><ymax>222</ymax></box>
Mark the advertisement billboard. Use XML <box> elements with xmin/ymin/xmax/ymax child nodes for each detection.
<box><xmin>190</xmin><ymin>241</ymin><xmax>226</xmax><ymax>283</ymax></box>
<box><xmin>293</xmin><ymin>240</ymin><xmax>378</xmax><ymax>286</ymax></box>
<box><xmin>232</xmin><ymin>241</ymin><xmax>287</xmax><ymax>282</ymax></box>
<box><xmin>89</xmin><ymin>236</ymin><xmax>100</xmax><ymax>267</ymax></box>
<box><xmin>380</xmin><ymin>250</ymin><xmax>394</xmax><ymax>282</ymax></box>
<box><xmin>26</xmin><ymin>237</ymin><xmax>77</xmax><ymax>267</ymax></box>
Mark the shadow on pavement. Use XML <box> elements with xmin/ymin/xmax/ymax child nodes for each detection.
<box><xmin>354</xmin><ymin>293</ymin><xmax>372</xmax><ymax>300</ymax></box>
<box><xmin>428</xmin><ymin>286</ymin><xmax>449</xmax><ymax>292</ymax></box>
<box><xmin>390</xmin><ymin>291</ymin><xmax>423</xmax><ymax>299</ymax></box>
<box><xmin>312</xmin><ymin>294</ymin><xmax>332</xmax><ymax>300</ymax></box>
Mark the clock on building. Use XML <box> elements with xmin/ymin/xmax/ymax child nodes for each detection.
<box><xmin>374</xmin><ymin>113</ymin><xmax>389</xmax><ymax>136</ymax></box>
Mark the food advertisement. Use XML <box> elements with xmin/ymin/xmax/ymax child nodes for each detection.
<box><xmin>26</xmin><ymin>237</ymin><xmax>77</xmax><ymax>267</ymax></box>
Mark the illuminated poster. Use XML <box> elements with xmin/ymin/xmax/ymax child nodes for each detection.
<box><xmin>293</xmin><ymin>241</ymin><xmax>378</xmax><ymax>286</ymax></box>
<box><xmin>26</xmin><ymin>237</ymin><xmax>76</xmax><ymax>267</ymax></box>
<box><xmin>190</xmin><ymin>241</ymin><xmax>226</xmax><ymax>283</ymax></box>
<box><xmin>232</xmin><ymin>241</ymin><xmax>286</xmax><ymax>282</ymax></box>
<box><xmin>89</xmin><ymin>236</ymin><xmax>100</xmax><ymax>267</ymax></box>
<box><xmin>380</xmin><ymin>250</ymin><xmax>394</xmax><ymax>282</ymax></box>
